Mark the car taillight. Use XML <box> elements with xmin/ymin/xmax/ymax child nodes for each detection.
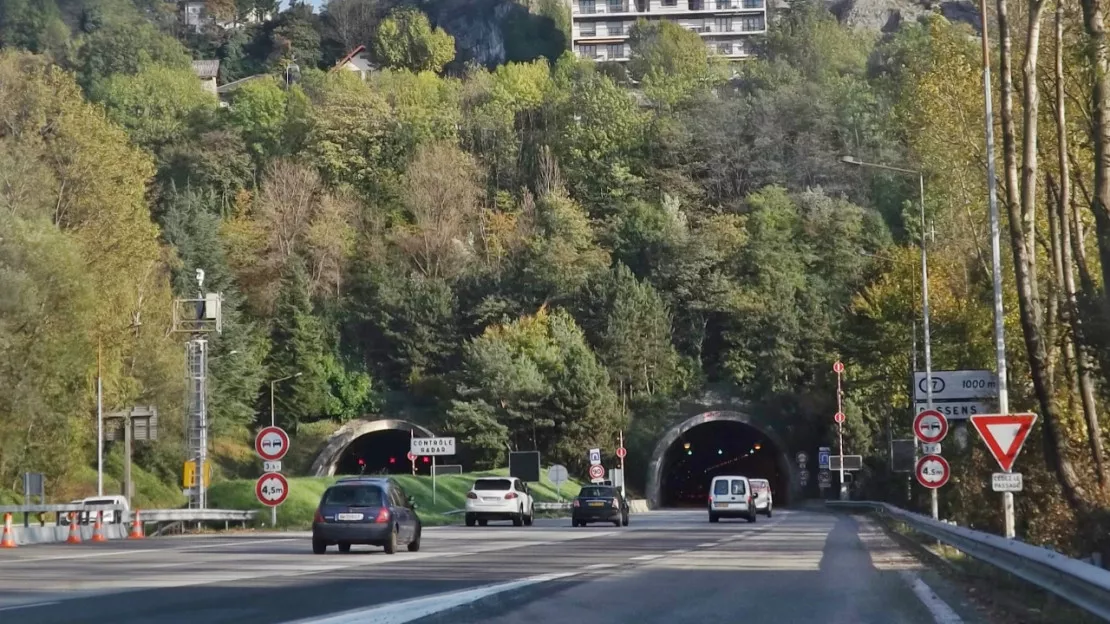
<box><xmin>374</xmin><ymin>508</ymin><xmax>391</xmax><ymax>523</ymax></box>
<box><xmin>505</xmin><ymin>492</ymin><xmax>518</xmax><ymax>499</ymax></box>
<box><xmin>466</xmin><ymin>492</ymin><xmax>478</xmax><ymax>499</ymax></box>
<box><xmin>573</xmin><ymin>499</ymin><xmax>580</xmax><ymax>507</ymax></box>
<box><xmin>314</xmin><ymin>509</ymin><xmax>324</xmax><ymax>523</ymax></box>
<box><xmin>708</xmin><ymin>494</ymin><xmax>713</xmax><ymax>502</ymax></box>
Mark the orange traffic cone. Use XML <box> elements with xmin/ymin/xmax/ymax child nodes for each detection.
<box><xmin>65</xmin><ymin>512</ymin><xmax>82</xmax><ymax>544</ymax></box>
<box><xmin>1</xmin><ymin>513</ymin><xmax>16</xmax><ymax>548</ymax></box>
<box><xmin>91</xmin><ymin>511</ymin><xmax>107</xmax><ymax>542</ymax></box>
<box><xmin>128</xmin><ymin>510</ymin><xmax>144</xmax><ymax>540</ymax></box>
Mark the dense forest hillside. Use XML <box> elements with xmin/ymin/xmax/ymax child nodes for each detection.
<box><xmin>2</xmin><ymin>0</ymin><xmax>1110</xmax><ymax>557</ymax></box>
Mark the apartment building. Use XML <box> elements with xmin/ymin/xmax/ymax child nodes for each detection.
<box><xmin>570</xmin><ymin>0</ymin><xmax>767</xmax><ymax>62</ymax></box>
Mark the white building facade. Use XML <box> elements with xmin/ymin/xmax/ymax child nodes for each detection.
<box><xmin>570</xmin><ymin>0</ymin><xmax>767</xmax><ymax>62</ymax></box>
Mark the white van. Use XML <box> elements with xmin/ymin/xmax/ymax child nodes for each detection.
<box><xmin>708</xmin><ymin>475</ymin><xmax>757</xmax><ymax>523</ymax></box>
<box><xmin>59</xmin><ymin>495</ymin><xmax>129</xmax><ymax>526</ymax></box>
<box><xmin>749</xmin><ymin>478</ymin><xmax>773</xmax><ymax>517</ymax></box>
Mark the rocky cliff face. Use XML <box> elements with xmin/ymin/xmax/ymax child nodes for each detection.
<box><xmin>827</xmin><ymin>0</ymin><xmax>979</xmax><ymax>33</ymax></box>
<box><xmin>417</xmin><ymin>0</ymin><xmax>569</xmax><ymax>68</ymax></box>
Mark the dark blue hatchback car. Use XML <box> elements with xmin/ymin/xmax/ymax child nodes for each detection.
<box><xmin>312</xmin><ymin>477</ymin><xmax>422</xmax><ymax>554</ymax></box>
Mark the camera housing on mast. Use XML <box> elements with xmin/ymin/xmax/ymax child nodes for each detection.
<box><xmin>172</xmin><ymin>268</ymin><xmax>224</xmax><ymax>334</ymax></box>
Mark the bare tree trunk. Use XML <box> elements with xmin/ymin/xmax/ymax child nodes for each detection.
<box><xmin>1078</xmin><ymin>0</ymin><xmax>1110</xmax><ymax>303</ymax></box>
<box><xmin>999</xmin><ymin>0</ymin><xmax>1091</xmax><ymax>508</ymax></box>
<box><xmin>1054</xmin><ymin>4</ymin><xmax>1109</xmax><ymax>484</ymax></box>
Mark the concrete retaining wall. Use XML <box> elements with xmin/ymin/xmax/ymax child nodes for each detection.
<box><xmin>11</xmin><ymin>523</ymin><xmax>129</xmax><ymax>546</ymax></box>
<box><xmin>629</xmin><ymin>499</ymin><xmax>649</xmax><ymax>514</ymax></box>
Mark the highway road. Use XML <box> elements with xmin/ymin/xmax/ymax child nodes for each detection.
<box><xmin>0</xmin><ymin>509</ymin><xmax>983</xmax><ymax>624</ymax></box>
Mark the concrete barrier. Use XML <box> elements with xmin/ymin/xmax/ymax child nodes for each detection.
<box><xmin>629</xmin><ymin>499</ymin><xmax>649</xmax><ymax>514</ymax></box>
<box><xmin>12</xmin><ymin>523</ymin><xmax>129</xmax><ymax>546</ymax></box>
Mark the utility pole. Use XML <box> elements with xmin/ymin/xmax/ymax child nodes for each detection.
<box><xmin>97</xmin><ymin>338</ymin><xmax>104</xmax><ymax>497</ymax></box>
<box><xmin>978</xmin><ymin>0</ymin><xmax>1014</xmax><ymax>539</ymax></box>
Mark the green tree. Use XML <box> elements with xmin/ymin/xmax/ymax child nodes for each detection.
<box><xmin>627</xmin><ymin>19</ymin><xmax>720</xmax><ymax>108</ymax></box>
<box><xmin>371</xmin><ymin>7</ymin><xmax>455</xmax><ymax>73</ymax></box>
<box><xmin>93</xmin><ymin>64</ymin><xmax>218</xmax><ymax>152</ymax></box>
<box><xmin>74</xmin><ymin>1</ymin><xmax>192</xmax><ymax>89</ymax></box>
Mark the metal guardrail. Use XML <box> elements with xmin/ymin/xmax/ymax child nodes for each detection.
<box><xmin>0</xmin><ymin>504</ymin><xmax>257</xmax><ymax>527</ymax></box>
<box><xmin>827</xmin><ymin>500</ymin><xmax>1110</xmax><ymax>621</ymax></box>
<box><xmin>138</xmin><ymin>509</ymin><xmax>257</xmax><ymax>523</ymax></box>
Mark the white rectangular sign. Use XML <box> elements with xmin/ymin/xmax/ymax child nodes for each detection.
<box><xmin>411</xmin><ymin>437</ymin><xmax>456</xmax><ymax>456</ymax></box>
<box><xmin>263</xmin><ymin>460</ymin><xmax>282</xmax><ymax>472</ymax></box>
<box><xmin>921</xmin><ymin>443</ymin><xmax>941</xmax><ymax>455</ymax></box>
<box><xmin>992</xmin><ymin>472</ymin><xmax>1023</xmax><ymax>492</ymax></box>
<box><xmin>915</xmin><ymin>401</ymin><xmax>993</xmax><ymax>420</ymax></box>
<box><xmin>588</xmin><ymin>448</ymin><xmax>601</xmax><ymax>466</ymax></box>
<box><xmin>914</xmin><ymin>370</ymin><xmax>998</xmax><ymax>402</ymax></box>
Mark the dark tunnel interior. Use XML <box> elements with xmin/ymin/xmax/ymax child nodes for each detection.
<box><xmin>660</xmin><ymin>420</ymin><xmax>787</xmax><ymax>507</ymax></box>
<box><xmin>335</xmin><ymin>430</ymin><xmax>434</xmax><ymax>476</ymax></box>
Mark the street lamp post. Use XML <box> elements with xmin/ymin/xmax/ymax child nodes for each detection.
<box><xmin>268</xmin><ymin>372</ymin><xmax>301</xmax><ymax>528</ymax></box>
<box><xmin>841</xmin><ymin>156</ymin><xmax>938</xmax><ymax>520</ymax></box>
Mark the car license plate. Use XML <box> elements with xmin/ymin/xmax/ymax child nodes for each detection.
<box><xmin>716</xmin><ymin>502</ymin><xmax>729</xmax><ymax>508</ymax></box>
<box><xmin>482</xmin><ymin>497</ymin><xmax>501</xmax><ymax>502</ymax></box>
<box><xmin>588</xmin><ymin>501</ymin><xmax>604</xmax><ymax>507</ymax></box>
<box><xmin>336</xmin><ymin>513</ymin><xmax>363</xmax><ymax>521</ymax></box>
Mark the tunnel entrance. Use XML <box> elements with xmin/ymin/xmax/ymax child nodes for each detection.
<box><xmin>658</xmin><ymin>420</ymin><xmax>786</xmax><ymax>507</ymax></box>
<box><xmin>647</xmin><ymin>410</ymin><xmax>794</xmax><ymax>508</ymax></box>
<box><xmin>335</xmin><ymin>429</ymin><xmax>436</xmax><ymax>475</ymax></box>
<box><xmin>309</xmin><ymin>419</ymin><xmax>438</xmax><ymax>477</ymax></box>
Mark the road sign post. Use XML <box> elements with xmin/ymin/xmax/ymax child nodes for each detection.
<box><xmin>588</xmin><ymin>448</ymin><xmax>601</xmax><ymax>466</ymax></box>
<box><xmin>970</xmin><ymin>413</ymin><xmax>1036</xmax><ymax>537</ymax></box>
<box><xmin>833</xmin><ymin>361</ymin><xmax>848</xmax><ymax>500</ymax></box>
<box><xmin>412</xmin><ymin>437</ymin><xmax>456</xmax><ymax>505</ymax></box>
<box><xmin>915</xmin><ymin>455</ymin><xmax>950</xmax><ymax>489</ymax></box>
<box><xmin>616</xmin><ymin>432</ymin><xmax>626</xmax><ymax>497</ymax></box>
<box><xmin>255</xmin><ymin>426</ymin><xmax>290</xmax><ymax>527</ymax></box>
<box><xmin>912</xmin><ymin>409</ymin><xmax>948</xmax><ymax>519</ymax></box>
<box><xmin>548</xmin><ymin>464</ymin><xmax>568</xmax><ymax>501</ymax></box>
<box><xmin>588</xmin><ymin>464</ymin><xmax>605</xmax><ymax>482</ymax></box>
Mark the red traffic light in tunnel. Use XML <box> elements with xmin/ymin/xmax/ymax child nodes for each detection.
<box><xmin>358</xmin><ymin>458</ymin><xmax>366</xmax><ymax>467</ymax></box>
<box><xmin>389</xmin><ymin>457</ymin><xmax>396</xmax><ymax>464</ymax></box>
<box><xmin>423</xmin><ymin>456</ymin><xmax>430</xmax><ymax>463</ymax></box>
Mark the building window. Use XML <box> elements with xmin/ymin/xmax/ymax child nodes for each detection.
<box><xmin>663</xmin><ymin>0</ymin><xmax>677</xmax><ymax>6</ymax></box>
<box><xmin>715</xmin><ymin>0</ymin><xmax>733</xmax><ymax>8</ymax></box>
<box><xmin>689</xmin><ymin>0</ymin><xmax>704</xmax><ymax>8</ymax></box>
<box><xmin>715</xmin><ymin>16</ymin><xmax>732</xmax><ymax>32</ymax></box>
<box><xmin>581</xmin><ymin>22</ymin><xmax>597</xmax><ymax>36</ymax></box>
<box><xmin>579</xmin><ymin>44</ymin><xmax>598</xmax><ymax>58</ymax></box>
<box><xmin>608</xmin><ymin>0</ymin><xmax>624</xmax><ymax>12</ymax></box>
<box><xmin>607</xmin><ymin>21</ymin><xmax>624</xmax><ymax>35</ymax></box>
<box><xmin>742</xmin><ymin>0</ymin><xmax>763</xmax><ymax>7</ymax></box>
<box><xmin>608</xmin><ymin>43</ymin><xmax>625</xmax><ymax>59</ymax></box>
<box><xmin>738</xmin><ymin>15</ymin><xmax>764</xmax><ymax>30</ymax></box>
<box><xmin>579</xmin><ymin>0</ymin><xmax>596</xmax><ymax>13</ymax></box>
<box><xmin>716</xmin><ymin>41</ymin><xmax>733</xmax><ymax>55</ymax></box>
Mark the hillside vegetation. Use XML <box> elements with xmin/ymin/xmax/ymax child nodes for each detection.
<box><xmin>3</xmin><ymin>0</ymin><xmax>1110</xmax><ymax>557</ymax></box>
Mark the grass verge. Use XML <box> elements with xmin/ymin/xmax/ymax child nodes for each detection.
<box><xmin>207</xmin><ymin>469</ymin><xmax>583</xmax><ymax>529</ymax></box>
<box><xmin>873</xmin><ymin>514</ymin><xmax>1104</xmax><ymax>624</ymax></box>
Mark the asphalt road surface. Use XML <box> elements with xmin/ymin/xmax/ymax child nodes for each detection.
<box><xmin>0</xmin><ymin>509</ymin><xmax>983</xmax><ymax>624</ymax></box>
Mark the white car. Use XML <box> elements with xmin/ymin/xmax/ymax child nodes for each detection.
<box><xmin>708</xmin><ymin>475</ymin><xmax>756</xmax><ymax>523</ymax></box>
<box><xmin>464</xmin><ymin>477</ymin><xmax>535</xmax><ymax>527</ymax></box>
<box><xmin>749</xmin><ymin>478</ymin><xmax>773</xmax><ymax>517</ymax></box>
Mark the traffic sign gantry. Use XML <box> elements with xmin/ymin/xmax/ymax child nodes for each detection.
<box><xmin>588</xmin><ymin>464</ymin><xmax>605</xmax><ymax>480</ymax></box>
<box><xmin>616</xmin><ymin>447</ymin><xmax>627</xmax><ymax>459</ymax></box>
<box><xmin>913</xmin><ymin>409</ymin><xmax>949</xmax><ymax>444</ymax></box>
<box><xmin>969</xmin><ymin>413</ymin><xmax>1037</xmax><ymax>472</ymax></box>
<box><xmin>915</xmin><ymin>455</ymin><xmax>950</xmax><ymax>489</ymax></box>
<box><xmin>256</xmin><ymin>472</ymin><xmax>289</xmax><ymax>506</ymax></box>
<box><xmin>834</xmin><ymin>411</ymin><xmax>845</xmax><ymax>424</ymax></box>
<box><xmin>255</xmin><ymin>426</ymin><xmax>290</xmax><ymax>462</ymax></box>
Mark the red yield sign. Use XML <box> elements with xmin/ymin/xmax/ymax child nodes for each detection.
<box><xmin>969</xmin><ymin>413</ymin><xmax>1037</xmax><ymax>472</ymax></box>
<box><xmin>616</xmin><ymin>447</ymin><xmax>627</xmax><ymax>459</ymax></box>
<box><xmin>255</xmin><ymin>426</ymin><xmax>290</xmax><ymax>461</ymax></box>
<box><xmin>915</xmin><ymin>455</ymin><xmax>950</xmax><ymax>489</ymax></box>
<box><xmin>256</xmin><ymin>472</ymin><xmax>289</xmax><ymax>506</ymax></box>
<box><xmin>913</xmin><ymin>410</ymin><xmax>948</xmax><ymax>444</ymax></box>
<box><xmin>588</xmin><ymin>464</ymin><xmax>605</xmax><ymax>480</ymax></box>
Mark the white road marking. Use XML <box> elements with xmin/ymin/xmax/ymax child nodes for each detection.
<box><xmin>666</xmin><ymin>549</ymin><xmax>686</xmax><ymax>554</ymax></box>
<box><xmin>0</xmin><ymin>601</ymin><xmax>60</xmax><ymax>612</ymax></box>
<box><xmin>629</xmin><ymin>554</ymin><xmax>664</xmax><ymax>562</ymax></box>
<box><xmin>0</xmin><ymin>538</ymin><xmax>298</xmax><ymax>564</ymax></box>
<box><xmin>900</xmin><ymin>571</ymin><xmax>963</xmax><ymax>624</ymax></box>
<box><xmin>583</xmin><ymin>563</ymin><xmax>617</xmax><ymax>570</ymax></box>
<box><xmin>697</xmin><ymin>542</ymin><xmax>717</xmax><ymax>548</ymax></box>
<box><xmin>282</xmin><ymin>572</ymin><xmax>578</xmax><ymax>624</ymax></box>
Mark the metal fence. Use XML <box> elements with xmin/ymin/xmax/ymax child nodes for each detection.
<box><xmin>826</xmin><ymin>500</ymin><xmax>1110</xmax><ymax>621</ymax></box>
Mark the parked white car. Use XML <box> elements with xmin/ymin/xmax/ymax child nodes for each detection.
<box><xmin>59</xmin><ymin>495</ymin><xmax>129</xmax><ymax>525</ymax></box>
<box><xmin>749</xmin><ymin>478</ymin><xmax>773</xmax><ymax>517</ymax></box>
<box><xmin>464</xmin><ymin>477</ymin><xmax>534</xmax><ymax>527</ymax></box>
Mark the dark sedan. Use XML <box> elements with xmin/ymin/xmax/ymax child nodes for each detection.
<box><xmin>312</xmin><ymin>477</ymin><xmax>422</xmax><ymax>554</ymax></box>
<box><xmin>572</xmin><ymin>485</ymin><xmax>629</xmax><ymax>527</ymax></box>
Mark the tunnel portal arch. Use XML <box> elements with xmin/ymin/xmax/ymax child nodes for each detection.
<box><xmin>647</xmin><ymin>410</ymin><xmax>797</xmax><ymax>509</ymax></box>
<box><xmin>311</xmin><ymin>418</ymin><xmax>436</xmax><ymax>477</ymax></box>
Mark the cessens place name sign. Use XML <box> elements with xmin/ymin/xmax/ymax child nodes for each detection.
<box><xmin>411</xmin><ymin>437</ymin><xmax>456</xmax><ymax>456</ymax></box>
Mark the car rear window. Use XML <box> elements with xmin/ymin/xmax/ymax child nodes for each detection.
<box><xmin>473</xmin><ymin>479</ymin><xmax>512</xmax><ymax>491</ymax></box>
<box><xmin>322</xmin><ymin>485</ymin><xmax>384</xmax><ymax>507</ymax></box>
<box><xmin>713</xmin><ymin>480</ymin><xmax>730</xmax><ymax>495</ymax></box>
<box><xmin>579</xmin><ymin>486</ymin><xmax>615</xmax><ymax>497</ymax></box>
<box><xmin>731</xmin><ymin>480</ymin><xmax>747</xmax><ymax>495</ymax></box>
<box><xmin>752</xmin><ymin>481</ymin><xmax>769</xmax><ymax>492</ymax></box>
